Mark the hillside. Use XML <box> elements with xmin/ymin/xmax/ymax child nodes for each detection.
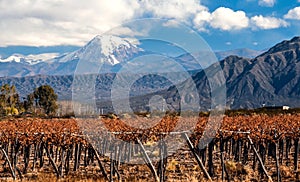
<box><xmin>0</xmin><ymin>37</ymin><xmax>300</xmax><ymax>111</ymax></box>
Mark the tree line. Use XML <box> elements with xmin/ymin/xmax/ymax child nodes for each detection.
<box><xmin>0</xmin><ymin>84</ymin><xmax>58</xmax><ymax>116</ymax></box>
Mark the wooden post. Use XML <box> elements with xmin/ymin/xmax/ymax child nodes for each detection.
<box><xmin>220</xmin><ymin>137</ymin><xmax>225</xmax><ymax>182</ymax></box>
<box><xmin>78</xmin><ymin>143</ymin><xmax>82</xmax><ymax>169</ymax></box>
<box><xmin>32</xmin><ymin>143</ymin><xmax>37</xmax><ymax>171</ymax></box>
<box><xmin>39</xmin><ymin>142</ymin><xmax>44</xmax><ymax>168</ymax></box>
<box><xmin>113</xmin><ymin>145</ymin><xmax>121</xmax><ymax>181</ymax></box>
<box><xmin>23</xmin><ymin>144</ymin><xmax>30</xmax><ymax>174</ymax></box>
<box><xmin>182</xmin><ymin>133</ymin><xmax>212</xmax><ymax>181</ymax></box>
<box><xmin>137</xmin><ymin>138</ymin><xmax>159</xmax><ymax>182</ymax></box>
<box><xmin>243</xmin><ymin>141</ymin><xmax>249</xmax><ymax>164</ymax></box>
<box><xmin>45</xmin><ymin>145</ymin><xmax>60</xmax><ymax>178</ymax></box>
<box><xmin>110</xmin><ymin>150</ymin><xmax>114</xmax><ymax>182</ymax></box>
<box><xmin>74</xmin><ymin>143</ymin><xmax>80</xmax><ymax>171</ymax></box>
<box><xmin>279</xmin><ymin>139</ymin><xmax>284</xmax><ymax>165</ymax></box>
<box><xmin>127</xmin><ymin>142</ymin><xmax>132</xmax><ymax>163</ymax></box>
<box><xmin>275</xmin><ymin>143</ymin><xmax>282</xmax><ymax>182</ymax></box>
<box><xmin>59</xmin><ymin>146</ymin><xmax>65</xmax><ymax>177</ymax></box>
<box><xmin>64</xmin><ymin>146</ymin><xmax>71</xmax><ymax>175</ymax></box>
<box><xmin>158</xmin><ymin>138</ymin><xmax>167</xmax><ymax>182</ymax></box>
<box><xmin>200</xmin><ymin>147</ymin><xmax>207</xmax><ymax>166</ymax></box>
<box><xmin>294</xmin><ymin>138</ymin><xmax>299</xmax><ymax>172</ymax></box>
<box><xmin>0</xmin><ymin>147</ymin><xmax>16</xmax><ymax>180</ymax></box>
<box><xmin>247</xmin><ymin>135</ymin><xmax>273</xmax><ymax>182</ymax></box>
<box><xmin>55</xmin><ymin>145</ymin><xmax>59</xmax><ymax>163</ymax></box>
<box><xmin>83</xmin><ymin>147</ymin><xmax>87</xmax><ymax>167</ymax></box>
<box><xmin>286</xmin><ymin>138</ymin><xmax>291</xmax><ymax>166</ymax></box>
<box><xmin>258</xmin><ymin>142</ymin><xmax>266</xmax><ymax>180</ymax></box>
<box><xmin>117</xmin><ymin>144</ymin><xmax>123</xmax><ymax>167</ymax></box>
<box><xmin>208</xmin><ymin>139</ymin><xmax>215</xmax><ymax>177</ymax></box>
<box><xmin>91</xmin><ymin>145</ymin><xmax>109</xmax><ymax>181</ymax></box>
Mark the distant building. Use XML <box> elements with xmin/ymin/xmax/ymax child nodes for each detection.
<box><xmin>263</xmin><ymin>105</ymin><xmax>290</xmax><ymax>110</ymax></box>
<box><xmin>283</xmin><ymin>106</ymin><xmax>290</xmax><ymax>110</ymax></box>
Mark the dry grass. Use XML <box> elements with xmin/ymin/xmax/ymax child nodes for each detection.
<box><xmin>224</xmin><ymin>161</ymin><xmax>254</xmax><ymax>182</ymax></box>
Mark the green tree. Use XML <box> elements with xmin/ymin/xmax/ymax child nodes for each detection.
<box><xmin>0</xmin><ymin>84</ymin><xmax>20</xmax><ymax>115</ymax></box>
<box><xmin>34</xmin><ymin>85</ymin><xmax>58</xmax><ymax>115</ymax></box>
<box><xmin>23</xmin><ymin>93</ymin><xmax>34</xmax><ymax>112</ymax></box>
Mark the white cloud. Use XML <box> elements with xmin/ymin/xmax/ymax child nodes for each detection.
<box><xmin>209</xmin><ymin>7</ymin><xmax>249</xmax><ymax>31</ymax></box>
<box><xmin>258</xmin><ymin>0</ymin><xmax>276</xmax><ymax>7</ymax></box>
<box><xmin>109</xmin><ymin>27</ymin><xmax>145</xmax><ymax>37</ymax></box>
<box><xmin>251</xmin><ymin>15</ymin><xmax>289</xmax><ymax>29</ymax></box>
<box><xmin>193</xmin><ymin>10</ymin><xmax>212</xmax><ymax>31</ymax></box>
<box><xmin>0</xmin><ymin>0</ymin><xmax>290</xmax><ymax>46</ymax></box>
<box><xmin>140</xmin><ymin>0</ymin><xmax>207</xmax><ymax>20</ymax></box>
<box><xmin>0</xmin><ymin>0</ymin><xmax>209</xmax><ymax>46</ymax></box>
<box><xmin>162</xmin><ymin>19</ymin><xmax>181</xmax><ymax>27</ymax></box>
<box><xmin>0</xmin><ymin>0</ymin><xmax>141</xmax><ymax>46</ymax></box>
<box><xmin>284</xmin><ymin>7</ymin><xmax>300</xmax><ymax>20</ymax></box>
<box><xmin>226</xmin><ymin>42</ymin><xmax>232</xmax><ymax>45</ymax></box>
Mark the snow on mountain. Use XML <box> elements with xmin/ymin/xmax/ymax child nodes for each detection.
<box><xmin>0</xmin><ymin>53</ymin><xmax>59</xmax><ymax>65</ymax></box>
<box><xmin>25</xmin><ymin>53</ymin><xmax>59</xmax><ymax>64</ymax></box>
<box><xmin>0</xmin><ymin>34</ymin><xmax>266</xmax><ymax>78</ymax></box>
<box><xmin>108</xmin><ymin>54</ymin><xmax>119</xmax><ymax>64</ymax></box>
<box><xmin>0</xmin><ymin>54</ymin><xmax>22</xmax><ymax>63</ymax></box>
<box><xmin>0</xmin><ymin>35</ymin><xmax>145</xmax><ymax>77</ymax></box>
<box><xmin>98</xmin><ymin>35</ymin><xmax>137</xmax><ymax>57</ymax></box>
<box><xmin>54</xmin><ymin>35</ymin><xmax>142</xmax><ymax>65</ymax></box>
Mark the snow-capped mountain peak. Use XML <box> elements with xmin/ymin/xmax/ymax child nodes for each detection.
<box><xmin>0</xmin><ymin>54</ymin><xmax>22</xmax><ymax>63</ymax></box>
<box><xmin>94</xmin><ymin>35</ymin><xmax>138</xmax><ymax>57</ymax></box>
<box><xmin>0</xmin><ymin>35</ymin><xmax>145</xmax><ymax>76</ymax></box>
<box><xmin>56</xmin><ymin>35</ymin><xmax>142</xmax><ymax>65</ymax></box>
<box><xmin>0</xmin><ymin>53</ymin><xmax>59</xmax><ymax>65</ymax></box>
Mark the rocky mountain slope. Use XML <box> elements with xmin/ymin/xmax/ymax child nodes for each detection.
<box><xmin>1</xmin><ymin>36</ymin><xmax>300</xmax><ymax>111</ymax></box>
<box><xmin>176</xmin><ymin>36</ymin><xmax>300</xmax><ymax>109</ymax></box>
<box><xmin>226</xmin><ymin>36</ymin><xmax>300</xmax><ymax>108</ymax></box>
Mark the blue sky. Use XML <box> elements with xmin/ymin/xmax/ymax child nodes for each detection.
<box><xmin>0</xmin><ymin>0</ymin><xmax>299</xmax><ymax>52</ymax></box>
<box><xmin>199</xmin><ymin>0</ymin><xmax>300</xmax><ymax>50</ymax></box>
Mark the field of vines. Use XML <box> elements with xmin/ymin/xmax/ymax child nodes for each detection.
<box><xmin>0</xmin><ymin>113</ymin><xmax>299</xmax><ymax>181</ymax></box>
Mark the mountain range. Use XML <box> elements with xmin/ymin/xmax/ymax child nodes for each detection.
<box><xmin>215</xmin><ymin>48</ymin><xmax>263</xmax><ymax>60</ymax></box>
<box><xmin>191</xmin><ymin>36</ymin><xmax>300</xmax><ymax>109</ymax></box>
<box><xmin>0</xmin><ymin>36</ymin><xmax>299</xmax><ymax>111</ymax></box>
<box><xmin>0</xmin><ymin>35</ymin><xmax>144</xmax><ymax>76</ymax></box>
<box><xmin>0</xmin><ymin>35</ymin><xmax>262</xmax><ymax>77</ymax></box>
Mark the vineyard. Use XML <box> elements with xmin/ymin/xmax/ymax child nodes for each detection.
<box><xmin>0</xmin><ymin>113</ymin><xmax>299</xmax><ymax>181</ymax></box>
